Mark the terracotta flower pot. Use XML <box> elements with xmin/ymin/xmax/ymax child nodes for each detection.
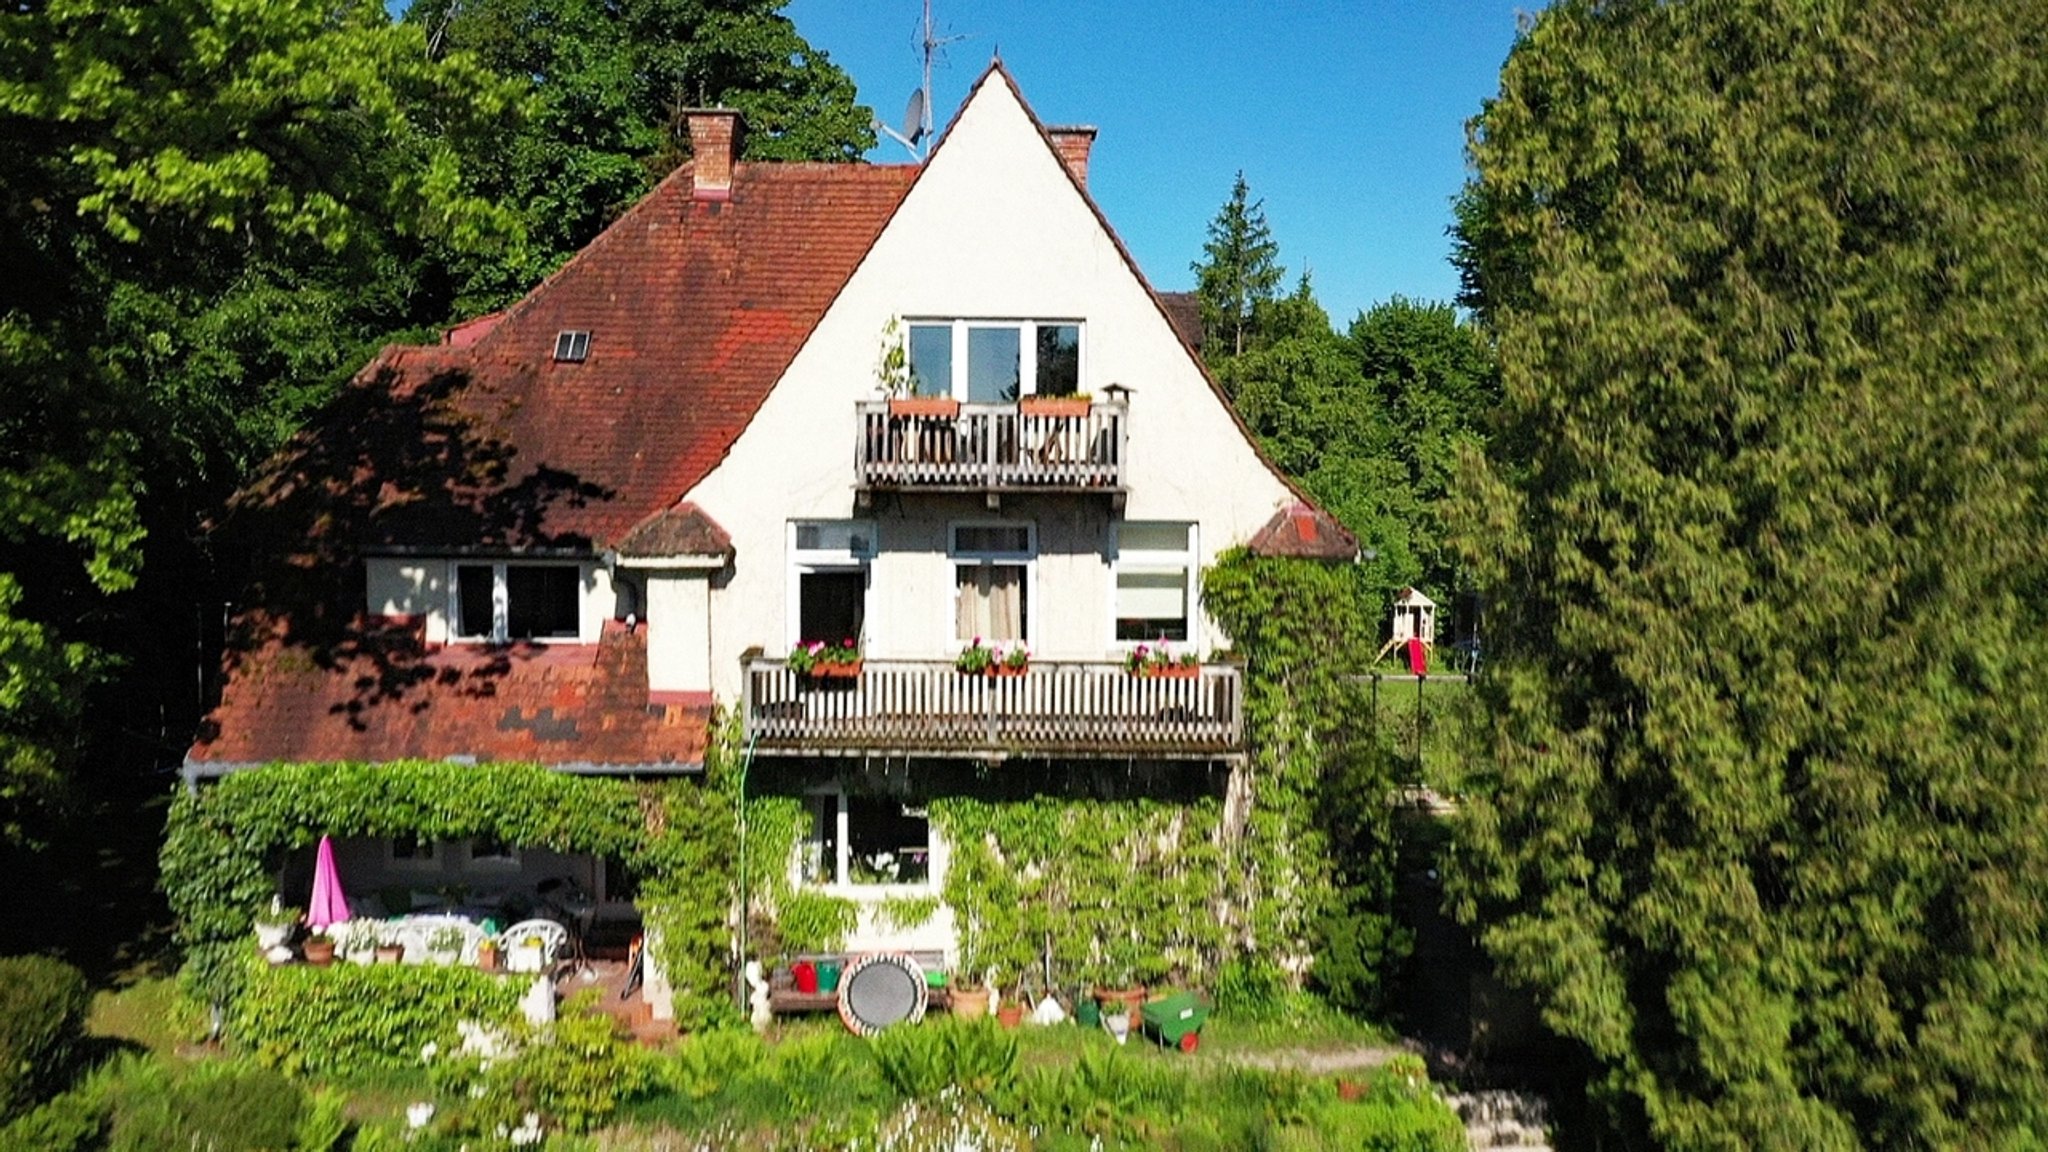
<box><xmin>996</xmin><ymin>1002</ymin><xmax>1025</xmax><ymax>1029</ymax></box>
<box><xmin>950</xmin><ymin>986</ymin><xmax>991</xmax><ymax>1019</ymax></box>
<box><xmin>302</xmin><ymin>938</ymin><xmax>336</xmax><ymax>967</ymax></box>
<box><xmin>889</xmin><ymin>396</ymin><xmax>961</xmax><ymax>419</ymax></box>
<box><xmin>1018</xmin><ymin>395</ymin><xmax>1091</xmax><ymax>418</ymax></box>
<box><xmin>1133</xmin><ymin>663</ymin><xmax>1200</xmax><ymax>679</ymax></box>
<box><xmin>988</xmin><ymin>663</ymin><xmax>1028</xmax><ymax>677</ymax></box>
<box><xmin>808</xmin><ymin>661</ymin><xmax>863</xmax><ymax>679</ymax></box>
<box><xmin>373</xmin><ymin>944</ymin><xmax>404</xmax><ymax>965</ymax></box>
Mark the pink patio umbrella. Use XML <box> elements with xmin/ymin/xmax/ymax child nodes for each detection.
<box><xmin>307</xmin><ymin>834</ymin><xmax>352</xmax><ymax>929</ymax></box>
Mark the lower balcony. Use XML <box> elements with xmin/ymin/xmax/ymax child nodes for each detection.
<box><xmin>741</xmin><ymin>657</ymin><xmax>1243</xmax><ymax>760</ymax></box>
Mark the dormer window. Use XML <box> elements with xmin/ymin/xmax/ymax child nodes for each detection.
<box><xmin>451</xmin><ymin>562</ymin><xmax>582</xmax><ymax>642</ymax></box>
<box><xmin>553</xmin><ymin>330</ymin><xmax>591</xmax><ymax>362</ymax></box>
<box><xmin>906</xmin><ymin>320</ymin><xmax>1081</xmax><ymax>402</ymax></box>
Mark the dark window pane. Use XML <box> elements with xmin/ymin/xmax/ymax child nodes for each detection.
<box><xmin>847</xmin><ymin>796</ymin><xmax>929</xmax><ymax>885</ymax></box>
<box><xmin>799</xmin><ymin>570</ymin><xmax>865</xmax><ymax>646</ymax></box>
<box><xmin>506</xmin><ymin>565</ymin><xmax>580</xmax><ymax>639</ymax></box>
<box><xmin>967</xmin><ymin>327</ymin><xmax>1020</xmax><ymax>403</ymax></box>
<box><xmin>908</xmin><ymin>325</ymin><xmax>952</xmax><ymax>397</ymax></box>
<box><xmin>1035</xmin><ymin>324</ymin><xmax>1080</xmax><ymax>396</ymax></box>
<box><xmin>810</xmin><ymin>795</ymin><xmax>838</xmax><ymax>885</ymax></box>
<box><xmin>455</xmin><ymin>564</ymin><xmax>495</xmax><ymax>638</ymax></box>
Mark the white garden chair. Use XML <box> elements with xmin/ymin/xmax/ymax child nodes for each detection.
<box><xmin>498</xmin><ymin>918</ymin><xmax>568</xmax><ymax>973</ymax></box>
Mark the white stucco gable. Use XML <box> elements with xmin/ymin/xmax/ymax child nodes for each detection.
<box><xmin>679</xmin><ymin>63</ymin><xmax>1305</xmax><ymax>693</ymax></box>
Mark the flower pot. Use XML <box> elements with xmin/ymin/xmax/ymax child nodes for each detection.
<box><xmin>996</xmin><ymin>1002</ymin><xmax>1025</xmax><ymax>1029</ymax></box>
<box><xmin>807</xmin><ymin>662</ymin><xmax>863</xmax><ymax>679</ymax></box>
<box><xmin>889</xmin><ymin>396</ymin><xmax>960</xmax><ymax>419</ymax></box>
<box><xmin>254</xmin><ymin>923</ymin><xmax>292</xmax><ymax>952</ymax></box>
<box><xmin>1019</xmin><ymin>395</ymin><xmax>1091</xmax><ymax>418</ymax></box>
<box><xmin>1095</xmin><ymin>986</ymin><xmax>1147</xmax><ymax>1028</ymax></box>
<box><xmin>816</xmin><ymin>960</ymin><xmax>843</xmax><ymax>994</ymax></box>
<box><xmin>988</xmin><ymin>663</ymin><xmax>1028</xmax><ymax>677</ymax></box>
<box><xmin>950</xmin><ymin>986</ymin><xmax>991</xmax><ymax>1019</ymax></box>
<box><xmin>1133</xmin><ymin>664</ymin><xmax>1200</xmax><ymax>679</ymax></box>
<box><xmin>374</xmin><ymin>944</ymin><xmax>405</xmax><ymax>965</ymax></box>
<box><xmin>477</xmin><ymin>943</ymin><xmax>500</xmax><ymax>972</ymax></box>
<box><xmin>1075</xmin><ymin>996</ymin><xmax>1101</xmax><ymax>1028</ymax></box>
<box><xmin>302</xmin><ymin>938</ymin><xmax>336</xmax><ymax>967</ymax></box>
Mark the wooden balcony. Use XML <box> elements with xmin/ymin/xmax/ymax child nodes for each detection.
<box><xmin>854</xmin><ymin>400</ymin><xmax>1127</xmax><ymax>497</ymax></box>
<box><xmin>741</xmin><ymin>657</ymin><xmax>1243</xmax><ymax>760</ymax></box>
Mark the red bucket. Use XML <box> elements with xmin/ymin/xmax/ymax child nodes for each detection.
<box><xmin>792</xmin><ymin>960</ymin><xmax>819</xmax><ymax>994</ymax></box>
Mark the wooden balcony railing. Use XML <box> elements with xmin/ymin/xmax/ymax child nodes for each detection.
<box><xmin>854</xmin><ymin>400</ymin><xmax>1127</xmax><ymax>492</ymax></box>
<box><xmin>741</xmin><ymin>657</ymin><xmax>1243</xmax><ymax>759</ymax></box>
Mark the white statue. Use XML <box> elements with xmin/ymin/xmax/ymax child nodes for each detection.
<box><xmin>744</xmin><ymin>960</ymin><xmax>773</xmax><ymax>1032</ymax></box>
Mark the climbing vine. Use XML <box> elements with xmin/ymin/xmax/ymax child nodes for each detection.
<box><xmin>161</xmin><ymin>757</ymin><xmax>740</xmax><ymax>1035</ymax></box>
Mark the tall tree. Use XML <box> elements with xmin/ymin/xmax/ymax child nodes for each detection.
<box><xmin>0</xmin><ymin>0</ymin><xmax>522</xmax><ymax>839</ymax></box>
<box><xmin>427</xmin><ymin>0</ymin><xmax>875</xmax><ymax>308</ymax></box>
<box><xmin>1445</xmin><ymin>1</ymin><xmax>2048</xmax><ymax>1146</ymax></box>
<box><xmin>1193</xmin><ymin>172</ymin><xmax>1285</xmax><ymax>358</ymax></box>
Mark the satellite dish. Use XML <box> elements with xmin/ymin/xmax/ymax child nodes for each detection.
<box><xmin>903</xmin><ymin>88</ymin><xmax>927</xmax><ymax>144</ymax></box>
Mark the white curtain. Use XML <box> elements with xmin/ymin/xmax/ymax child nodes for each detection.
<box><xmin>956</xmin><ymin>564</ymin><xmax>1025</xmax><ymax>641</ymax></box>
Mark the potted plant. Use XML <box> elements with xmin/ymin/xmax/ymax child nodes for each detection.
<box><xmin>477</xmin><ymin>937</ymin><xmax>501</xmax><ymax>972</ymax></box>
<box><xmin>996</xmin><ymin>978</ymin><xmax>1027</xmax><ymax>1029</ymax></box>
<box><xmin>301</xmin><ymin>931</ymin><xmax>336</xmax><ymax>967</ymax></box>
<box><xmin>374</xmin><ymin>927</ymin><xmax>406</xmax><ymax>965</ymax></box>
<box><xmin>878</xmin><ymin>316</ymin><xmax>961</xmax><ymax>418</ymax></box>
<box><xmin>253</xmin><ymin>899</ymin><xmax>300</xmax><ymax>952</ymax></box>
<box><xmin>1125</xmin><ymin>642</ymin><xmax>1201</xmax><ymax>679</ymax></box>
<box><xmin>789</xmin><ymin>638</ymin><xmax>863</xmax><ymax>679</ymax></box>
<box><xmin>508</xmin><ymin>932</ymin><xmax>548</xmax><ymax>974</ymax></box>
<box><xmin>950</xmin><ymin>970</ymin><xmax>992</xmax><ymax>1019</ymax></box>
<box><xmin>1018</xmin><ymin>391</ymin><xmax>1092</xmax><ymax>418</ymax></box>
<box><xmin>955</xmin><ymin>637</ymin><xmax>993</xmax><ymax>675</ymax></box>
<box><xmin>992</xmin><ymin>643</ymin><xmax>1030</xmax><ymax>677</ymax></box>
<box><xmin>332</xmin><ymin>920</ymin><xmax>378</xmax><ymax>965</ymax></box>
<box><xmin>426</xmin><ymin>924</ymin><xmax>465</xmax><ymax>966</ymax></box>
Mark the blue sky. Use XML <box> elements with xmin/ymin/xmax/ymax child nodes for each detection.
<box><xmin>785</xmin><ymin>1</ymin><xmax>1530</xmax><ymax>326</ymax></box>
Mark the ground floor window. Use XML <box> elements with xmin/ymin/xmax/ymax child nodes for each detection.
<box><xmin>808</xmin><ymin>792</ymin><xmax>932</xmax><ymax>888</ymax></box>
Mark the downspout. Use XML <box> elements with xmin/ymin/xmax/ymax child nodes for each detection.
<box><xmin>734</xmin><ymin>728</ymin><xmax>759</xmax><ymax>1012</ymax></box>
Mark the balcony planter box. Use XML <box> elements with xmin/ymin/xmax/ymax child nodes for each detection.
<box><xmin>1132</xmin><ymin>664</ymin><xmax>1200</xmax><ymax>680</ymax></box>
<box><xmin>888</xmin><ymin>396</ymin><xmax>960</xmax><ymax>419</ymax></box>
<box><xmin>807</xmin><ymin>662</ymin><xmax>864</xmax><ymax>679</ymax></box>
<box><xmin>988</xmin><ymin>663</ymin><xmax>1029</xmax><ymax>678</ymax></box>
<box><xmin>1018</xmin><ymin>394</ymin><xmax>1091</xmax><ymax>418</ymax></box>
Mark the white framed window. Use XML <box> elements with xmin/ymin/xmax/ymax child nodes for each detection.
<box><xmin>449</xmin><ymin>562</ymin><xmax>583</xmax><ymax>642</ymax></box>
<box><xmin>787</xmin><ymin>521</ymin><xmax>875</xmax><ymax>649</ymax></box>
<box><xmin>906</xmin><ymin>320</ymin><xmax>1083</xmax><ymax>402</ymax></box>
<box><xmin>1113</xmin><ymin>521</ymin><xmax>1197</xmax><ymax>645</ymax></box>
<box><xmin>950</xmin><ymin>521</ymin><xmax>1035</xmax><ymax>644</ymax></box>
<box><xmin>804</xmin><ymin>789</ymin><xmax>936</xmax><ymax>891</ymax></box>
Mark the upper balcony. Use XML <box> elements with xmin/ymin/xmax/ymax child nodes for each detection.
<box><xmin>854</xmin><ymin>398</ymin><xmax>1127</xmax><ymax>501</ymax></box>
<box><xmin>741</xmin><ymin>656</ymin><xmax>1242</xmax><ymax>761</ymax></box>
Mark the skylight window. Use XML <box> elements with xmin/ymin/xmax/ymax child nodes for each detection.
<box><xmin>553</xmin><ymin>330</ymin><xmax>591</xmax><ymax>362</ymax></box>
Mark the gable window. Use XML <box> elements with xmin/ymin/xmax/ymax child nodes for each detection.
<box><xmin>451</xmin><ymin>562</ymin><xmax>582</xmax><ymax>642</ymax></box>
<box><xmin>553</xmin><ymin>330</ymin><xmax>590</xmax><ymax>362</ymax></box>
<box><xmin>789</xmin><ymin>521</ymin><xmax>874</xmax><ymax>648</ymax></box>
<box><xmin>952</xmin><ymin>522</ymin><xmax>1034</xmax><ymax>643</ymax></box>
<box><xmin>808</xmin><ymin>791</ymin><xmax>933</xmax><ymax>889</ymax></box>
<box><xmin>1114</xmin><ymin>521</ymin><xmax>1196</xmax><ymax>644</ymax></box>
<box><xmin>907</xmin><ymin>320</ymin><xmax>1083</xmax><ymax>402</ymax></box>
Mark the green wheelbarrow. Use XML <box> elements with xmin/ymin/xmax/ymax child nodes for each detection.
<box><xmin>1140</xmin><ymin>991</ymin><xmax>1211</xmax><ymax>1053</ymax></box>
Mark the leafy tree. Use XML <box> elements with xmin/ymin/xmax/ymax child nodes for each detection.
<box><xmin>0</xmin><ymin>0</ymin><xmax>522</xmax><ymax>837</ymax></box>
<box><xmin>1193</xmin><ymin>172</ymin><xmax>1285</xmax><ymax>358</ymax></box>
<box><xmin>1445</xmin><ymin>1</ymin><xmax>2048</xmax><ymax>1146</ymax></box>
<box><xmin>427</xmin><ymin>0</ymin><xmax>875</xmax><ymax>307</ymax></box>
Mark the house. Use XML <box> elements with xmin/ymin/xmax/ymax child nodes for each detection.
<box><xmin>185</xmin><ymin>63</ymin><xmax>1355</xmax><ymax>1020</ymax></box>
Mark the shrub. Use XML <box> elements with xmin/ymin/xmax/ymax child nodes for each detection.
<box><xmin>229</xmin><ymin>956</ymin><xmax>523</xmax><ymax>1075</ymax></box>
<box><xmin>870</xmin><ymin>1017</ymin><xmax>1017</xmax><ymax>1103</ymax></box>
<box><xmin>1212</xmin><ymin>952</ymin><xmax>1289</xmax><ymax>1022</ymax></box>
<box><xmin>104</xmin><ymin>1056</ymin><xmax>312</xmax><ymax>1152</ymax></box>
<box><xmin>0</xmin><ymin>953</ymin><xmax>91</xmax><ymax>1118</ymax></box>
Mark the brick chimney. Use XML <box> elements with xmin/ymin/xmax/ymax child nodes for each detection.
<box><xmin>1048</xmin><ymin>125</ymin><xmax>1098</xmax><ymax>188</ymax></box>
<box><xmin>683</xmin><ymin>108</ymin><xmax>744</xmax><ymax>201</ymax></box>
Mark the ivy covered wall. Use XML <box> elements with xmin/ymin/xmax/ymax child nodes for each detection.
<box><xmin>161</xmin><ymin>756</ymin><xmax>741</xmax><ymax>1032</ymax></box>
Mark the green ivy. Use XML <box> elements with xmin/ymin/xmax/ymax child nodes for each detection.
<box><xmin>161</xmin><ymin>757</ymin><xmax>741</xmax><ymax>1038</ymax></box>
<box><xmin>229</xmin><ymin>956</ymin><xmax>523</xmax><ymax>1076</ymax></box>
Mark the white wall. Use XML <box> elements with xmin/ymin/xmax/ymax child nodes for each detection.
<box><xmin>682</xmin><ymin>75</ymin><xmax>1296</xmax><ymax>698</ymax></box>
<box><xmin>645</xmin><ymin>571</ymin><xmax>711</xmax><ymax>693</ymax></box>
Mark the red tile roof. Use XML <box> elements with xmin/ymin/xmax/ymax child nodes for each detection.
<box><xmin>189</xmin><ymin>617</ymin><xmax>709</xmax><ymax>771</ymax></box>
<box><xmin>193</xmin><ymin>156</ymin><xmax>915</xmax><ymax>770</ymax></box>
<box><xmin>1247</xmin><ymin>501</ymin><xmax>1360</xmax><ymax>562</ymax></box>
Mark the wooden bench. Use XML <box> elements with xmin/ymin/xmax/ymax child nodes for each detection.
<box><xmin>767</xmin><ymin>951</ymin><xmax>949</xmax><ymax>1016</ymax></box>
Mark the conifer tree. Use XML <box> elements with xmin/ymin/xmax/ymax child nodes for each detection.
<box><xmin>1193</xmin><ymin>172</ymin><xmax>1285</xmax><ymax>358</ymax></box>
<box><xmin>1447</xmin><ymin>1</ymin><xmax>2048</xmax><ymax>1146</ymax></box>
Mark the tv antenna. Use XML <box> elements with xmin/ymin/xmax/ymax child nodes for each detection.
<box><xmin>876</xmin><ymin>0</ymin><xmax>967</xmax><ymax>161</ymax></box>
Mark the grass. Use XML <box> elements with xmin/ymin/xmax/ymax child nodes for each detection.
<box><xmin>86</xmin><ymin>978</ymin><xmax>204</xmax><ymax>1056</ymax></box>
